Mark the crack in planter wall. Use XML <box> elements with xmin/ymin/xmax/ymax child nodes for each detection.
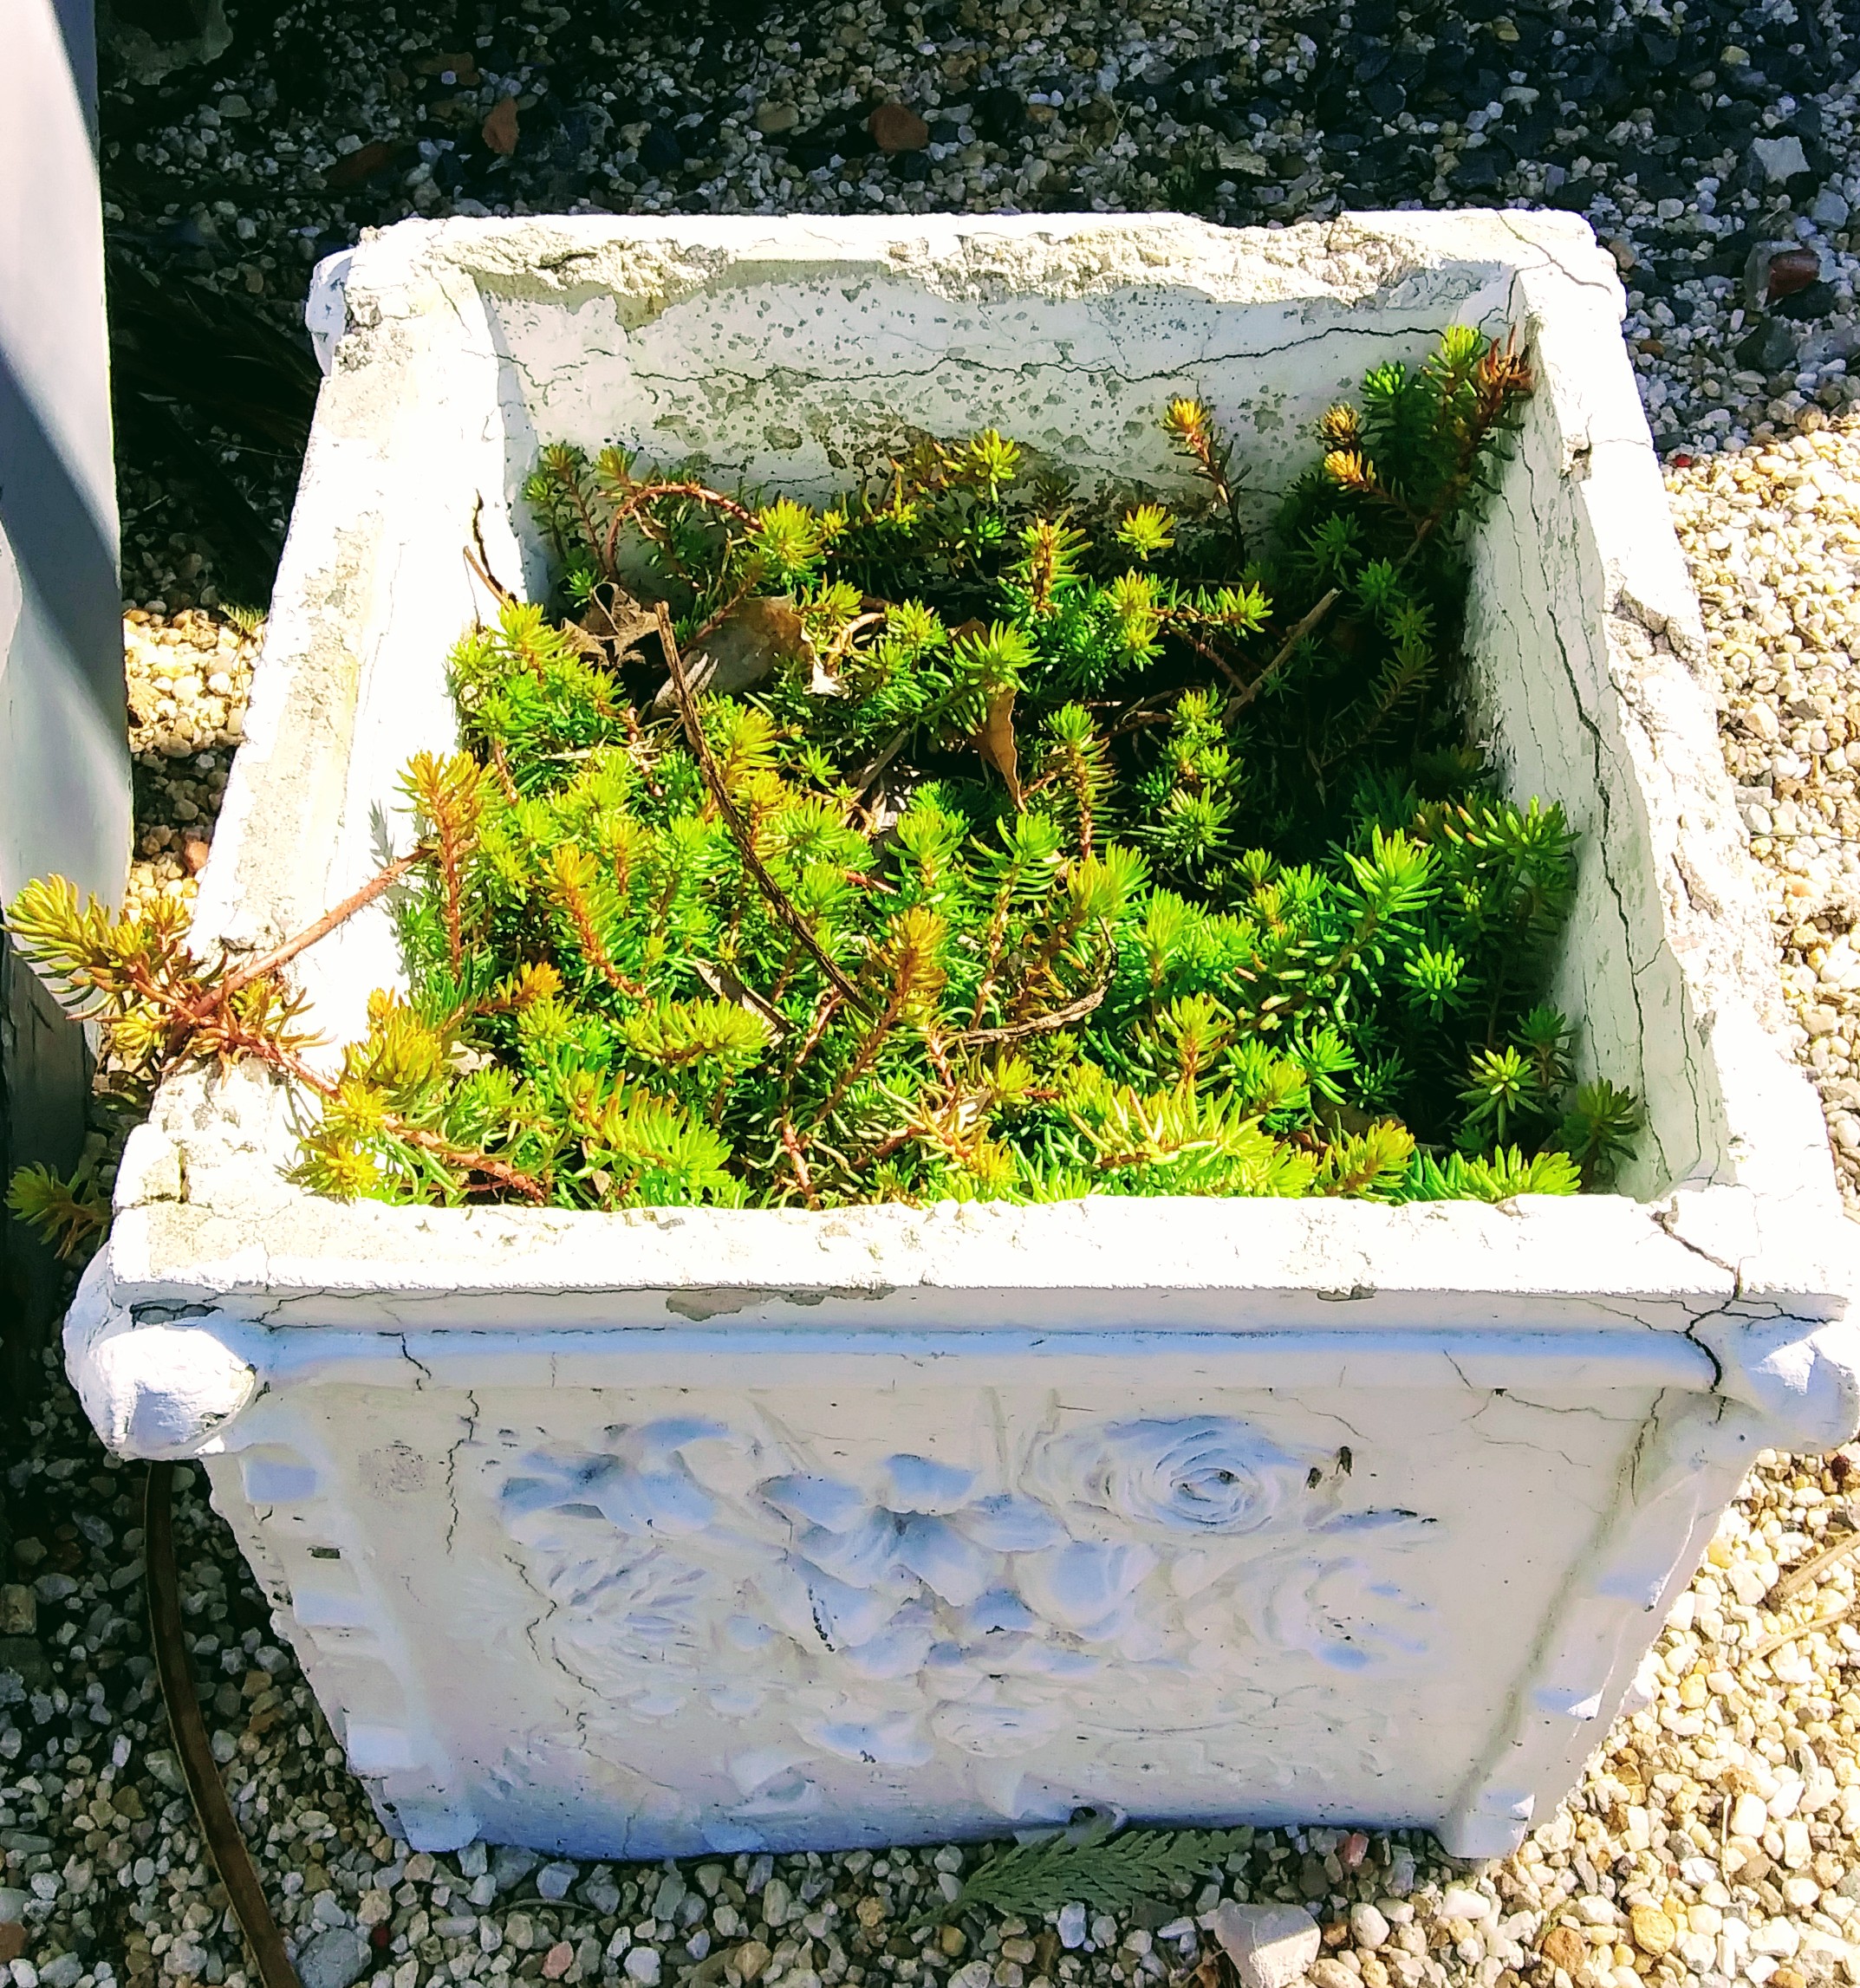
<box><xmin>64</xmin><ymin>212</ymin><xmax>1860</xmax><ymax>1861</ymax></box>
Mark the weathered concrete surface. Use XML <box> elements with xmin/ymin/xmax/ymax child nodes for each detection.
<box><xmin>65</xmin><ymin>213</ymin><xmax>1860</xmax><ymax>1861</ymax></box>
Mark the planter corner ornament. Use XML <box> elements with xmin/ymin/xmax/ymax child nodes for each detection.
<box><xmin>68</xmin><ymin>212</ymin><xmax>1860</xmax><ymax>1864</ymax></box>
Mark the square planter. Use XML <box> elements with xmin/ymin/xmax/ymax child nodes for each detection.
<box><xmin>68</xmin><ymin>213</ymin><xmax>1860</xmax><ymax>1862</ymax></box>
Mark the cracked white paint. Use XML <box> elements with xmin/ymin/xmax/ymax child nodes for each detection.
<box><xmin>63</xmin><ymin>212</ymin><xmax>1860</xmax><ymax>1861</ymax></box>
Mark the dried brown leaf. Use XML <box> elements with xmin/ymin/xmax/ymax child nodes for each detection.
<box><xmin>578</xmin><ymin>580</ymin><xmax>660</xmax><ymax>666</ymax></box>
<box><xmin>976</xmin><ymin>685</ymin><xmax>1022</xmax><ymax>806</ymax></box>
<box><xmin>482</xmin><ymin>96</ymin><xmax>519</xmax><ymax>155</ymax></box>
<box><xmin>651</xmin><ymin>595</ymin><xmax>807</xmax><ymax>711</ymax></box>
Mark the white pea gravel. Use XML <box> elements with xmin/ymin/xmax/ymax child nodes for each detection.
<box><xmin>4</xmin><ymin>1423</ymin><xmax>1860</xmax><ymax>1988</ymax></box>
<box><xmin>1669</xmin><ymin>421</ymin><xmax>1860</xmax><ymax>1205</ymax></box>
<box><xmin>102</xmin><ymin>0</ymin><xmax>1859</xmax><ymax>612</ymax></box>
<box><xmin>118</xmin><ymin>608</ymin><xmax>259</xmax><ymax>928</ymax></box>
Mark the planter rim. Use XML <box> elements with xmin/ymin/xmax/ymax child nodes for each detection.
<box><xmin>309</xmin><ymin>205</ymin><xmax>1613</xmax><ymax>306</ymax></box>
<box><xmin>96</xmin><ymin>1114</ymin><xmax>1850</xmax><ymax>1311</ymax></box>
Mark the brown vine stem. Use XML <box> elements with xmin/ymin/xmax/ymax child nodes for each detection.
<box><xmin>465</xmin><ymin>497</ymin><xmax>515</xmax><ymax>607</ymax></box>
<box><xmin>657</xmin><ymin>602</ymin><xmax>868</xmax><ymax>1011</ymax></box>
<box><xmin>603</xmin><ymin>480</ymin><xmax>758</xmax><ymax>575</ymax></box>
<box><xmin>953</xmin><ymin>983</ymin><xmax>1106</xmax><ymax>1045</ymax></box>
<box><xmin>214</xmin><ymin>849</ymin><xmax>426</xmax><ymax>1003</ymax></box>
<box><xmin>146</xmin><ymin>1462</ymin><xmax>302</xmax><ymax>1988</ymax></box>
<box><xmin>1221</xmin><ymin>587</ymin><xmax>1342</xmax><ymax>724</ymax></box>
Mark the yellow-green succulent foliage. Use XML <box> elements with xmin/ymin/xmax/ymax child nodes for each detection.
<box><xmin>5</xmin><ymin>327</ymin><xmax>1641</xmax><ymax>1230</ymax></box>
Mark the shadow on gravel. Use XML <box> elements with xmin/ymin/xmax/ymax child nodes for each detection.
<box><xmin>104</xmin><ymin>248</ymin><xmax>320</xmax><ymax>607</ymax></box>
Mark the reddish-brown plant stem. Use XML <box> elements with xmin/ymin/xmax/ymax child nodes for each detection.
<box><xmin>172</xmin><ymin>854</ymin><xmax>547</xmax><ymax>1202</ymax></box>
<box><xmin>811</xmin><ymin>981</ymin><xmax>913</xmax><ymax>1131</ymax></box>
<box><xmin>434</xmin><ymin>827</ymin><xmax>469</xmax><ymax>978</ymax></box>
<box><xmin>657</xmin><ymin>602</ymin><xmax>868</xmax><ymax>1010</ymax></box>
<box><xmin>201</xmin><ymin>1010</ymin><xmax>549</xmax><ymax>1203</ymax></box>
<box><xmin>550</xmin><ymin>857</ymin><xmax>647</xmax><ymax>998</ymax></box>
<box><xmin>684</xmin><ymin>575</ymin><xmax>762</xmax><ymax>652</ymax></box>
<box><xmin>550</xmin><ymin>457</ymin><xmax>610</xmax><ymax>576</ymax></box>
<box><xmin>1055</xmin><ymin>741</ymin><xmax>1097</xmax><ymax>863</ymax></box>
<box><xmin>211</xmin><ymin>850</ymin><xmax>426</xmax><ymax>1005</ymax></box>
<box><xmin>785</xmin><ymin>989</ymin><xmax>843</xmax><ymax>1080</ymax></box>
<box><xmin>602</xmin><ymin>480</ymin><xmax>758</xmax><ymax>576</ymax></box>
<box><xmin>966</xmin><ymin>883</ymin><xmax>1020</xmax><ymax>1033</ymax></box>
<box><xmin>778</xmin><ymin>1115</ymin><xmax>818</xmax><ymax>1207</ymax></box>
<box><xmin>1410</xmin><ymin>335</ymin><xmax>1532</xmax><ymax>554</ymax></box>
<box><xmin>1221</xmin><ymin>588</ymin><xmax>1342</xmax><ymax>724</ymax></box>
<box><xmin>1005</xmin><ymin>900</ymin><xmax>1099</xmax><ymax>1026</ymax></box>
<box><xmin>488</xmin><ymin>738</ymin><xmax>521</xmax><ymax>804</ymax></box>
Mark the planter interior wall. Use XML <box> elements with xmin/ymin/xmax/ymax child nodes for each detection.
<box><xmin>68</xmin><ymin>214</ymin><xmax>1859</xmax><ymax>1863</ymax></box>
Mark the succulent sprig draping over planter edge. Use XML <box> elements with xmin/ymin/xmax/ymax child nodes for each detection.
<box><xmin>6</xmin><ymin>326</ymin><xmax>1642</xmax><ymax>1238</ymax></box>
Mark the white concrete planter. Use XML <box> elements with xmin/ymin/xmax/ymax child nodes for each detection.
<box><xmin>68</xmin><ymin>213</ymin><xmax>1860</xmax><ymax>1864</ymax></box>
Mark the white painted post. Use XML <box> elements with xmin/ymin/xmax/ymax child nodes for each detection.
<box><xmin>0</xmin><ymin>0</ymin><xmax>130</xmax><ymax>1357</ymax></box>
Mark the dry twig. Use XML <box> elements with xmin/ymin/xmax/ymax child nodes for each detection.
<box><xmin>1748</xmin><ymin>1602</ymin><xmax>1860</xmax><ymax>1662</ymax></box>
<box><xmin>1766</xmin><ymin>1517</ymin><xmax>1860</xmax><ymax>1606</ymax></box>
<box><xmin>657</xmin><ymin>602</ymin><xmax>868</xmax><ymax>1010</ymax></box>
<box><xmin>1222</xmin><ymin>588</ymin><xmax>1342</xmax><ymax>723</ymax></box>
<box><xmin>953</xmin><ymin>984</ymin><xmax>1107</xmax><ymax>1044</ymax></box>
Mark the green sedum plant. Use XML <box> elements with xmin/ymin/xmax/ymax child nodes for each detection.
<box><xmin>7</xmin><ymin>327</ymin><xmax>1641</xmax><ymax>1232</ymax></box>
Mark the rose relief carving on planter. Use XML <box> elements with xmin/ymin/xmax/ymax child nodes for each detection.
<box><xmin>486</xmin><ymin>1413</ymin><xmax>1436</xmax><ymax>1829</ymax></box>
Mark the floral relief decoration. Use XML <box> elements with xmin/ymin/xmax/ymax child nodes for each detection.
<box><xmin>486</xmin><ymin>1408</ymin><xmax>1436</xmax><ymax>1827</ymax></box>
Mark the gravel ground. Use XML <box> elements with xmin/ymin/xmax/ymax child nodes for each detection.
<box><xmin>2</xmin><ymin>1406</ymin><xmax>1859</xmax><ymax>1988</ymax></box>
<box><xmin>7</xmin><ymin>0</ymin><xmax>1860</xmax><ymax>1975</ymax></box>
<box><xmin>117</xmin><ymin>609</ymin><xmax>258</xmax><ymax>927</ymax></box>
<box><xmin>1670</xmin><ymin>428</ymin><xmax>1860</xmax><ymax>1207</ymax></box>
